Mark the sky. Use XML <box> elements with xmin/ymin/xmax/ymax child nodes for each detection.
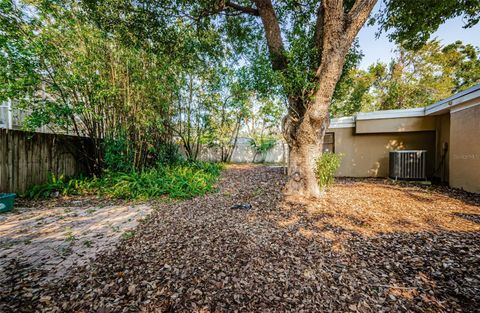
<box><xmin>357</xmin><ymin>3</ymin><xmax>480</xmax><ymax>70</ymax></box>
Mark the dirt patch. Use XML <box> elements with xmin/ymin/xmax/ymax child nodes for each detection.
<box><xmin>1</xmin><ymin>165</ymin><xmax>479</xmax><ymax>312</ymax></box>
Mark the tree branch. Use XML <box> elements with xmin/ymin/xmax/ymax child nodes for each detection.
<box><xmin>313</xmin><ymin>5</ymin><xmax>324</xmax><ymax>65</ymax></box>
<box><xmin>314</xmin><ymin>0</ymin><xmax>345</xmax><ymax>75</ymax></box>
<box><xmin>345</xmin><ymin>0</ymin><xmax>377</xmax><ymax>40</ymax></box>
<box><xmin>253</xmin><ymin>0</ymin><xmax>288</xmax><ymax>71</ymax></box>
<box><xmin>225</xmin><ymin>1</ymin><xmax>259</xmax><ymax>16</ymax></box>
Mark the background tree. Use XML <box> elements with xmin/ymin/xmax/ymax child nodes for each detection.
<box><xmin>332</xmin><ymin>40</ymin><xmax>480</xmax><ymax>116</ymax></box>
<box><xmin>171</xmin><ymin>67</ymin><xmax>250</xmax><ymax>163</ymax></box>
<box><xmin>202</xmin><ymin>68</ymin><xmax>251</xmax><ymax>163</ymax></box>
<box><xmin>375</xmin><ymin>0</ymin><xmax>480</xmax><ymax>50</ymax></box>
<box><xmin>244</xmin><ymin>98</ymin><xmax>283</xmax><ymax>162</ymax></box>
<box><xmin>0</xmin><ymin>1</ymin><xmax>182</xmax><ymax>171</ymax></box>
<box><xmin>0</xmin><ymin>0</ymin><xmax>231</xmax><ymax>171</ymax></box>
<box><xmin>173</xmin><ymin>73</ymin><xmax>209</xmax><ymax>161</ymax></box>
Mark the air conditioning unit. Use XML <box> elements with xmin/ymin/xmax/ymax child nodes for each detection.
<box><xmin>389</xmin><ymin>150</ymin><xmax>427</xmax><ymax>180</ymax></box>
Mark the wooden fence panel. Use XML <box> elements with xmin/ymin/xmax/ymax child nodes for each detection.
<box><xmin>0</xmin><ymin>129</ymin><xmax>93</xmax><ymax>194</ymax></box>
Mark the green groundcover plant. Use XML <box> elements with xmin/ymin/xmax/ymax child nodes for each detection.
<box><xmin>26</xmin><ymin>162</ymin><xmax>223</xmax><ymax>200</ymax></box>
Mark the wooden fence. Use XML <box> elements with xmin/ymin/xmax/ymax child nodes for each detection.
<box><xmin>0</xmin><ymin>129</ymin><xmax>93</xmax><ymax>193</ymax></box>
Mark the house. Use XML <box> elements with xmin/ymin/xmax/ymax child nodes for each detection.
<box><xmin>328</xmin><ymin>83</ymin><xmax>480</xmax><ymax>193</ymax></box>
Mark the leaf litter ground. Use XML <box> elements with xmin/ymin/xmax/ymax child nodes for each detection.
<box><xmin>1</xmin><ymin>164</ymin><xmax>479</xmax><ymax>312</ymax></box>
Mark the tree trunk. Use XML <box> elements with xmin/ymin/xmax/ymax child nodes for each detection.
<box><xmin>283</xmin><ymin>56</ymin><xmax>341</xmax><ymax>198</ymax></box>
<box><xmin>283</xmin><ymin>106</ymin><xmax>329</xmax><ymax>198</ymax></box>
<box><xmin>285</xmin><ymin>141</ymin><xmax>323</xmax><ymax>198</ymax></box>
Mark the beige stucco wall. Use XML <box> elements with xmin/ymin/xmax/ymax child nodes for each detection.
<box><xmin>356</xmin><ymin>116</ymin><xmax>436</xmax><ymax>134</ymax></box>
<box><xmin>330</xmin><ymin>127</ymin><xmax>436</xmax><ymax>178</ymax></box>
<box><xmin>449</xmin><ymin>103</ymin><xmax>480</xmax><ymax>193</ymax></box>
<box><xmin>434</xmin><ymin>114</ymin><xmax>450</xmax><ymax>183</ymax></box>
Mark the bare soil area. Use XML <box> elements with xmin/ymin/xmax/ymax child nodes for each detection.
<box><xmin>1</xmin><ymin>165</ymin><xmax>479</xmax><ymax>312</ymax></box>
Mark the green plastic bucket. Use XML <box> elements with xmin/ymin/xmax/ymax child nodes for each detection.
<box><xmin>0</xmin><ymin>193</ymin><xmax>16</xmax><ymax>213</ymax></box>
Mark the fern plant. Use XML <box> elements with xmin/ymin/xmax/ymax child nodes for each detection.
<box><xmin>25</xmin><ymin>162</ymin><xmax>222</xmax><ymax>200</ymax></box>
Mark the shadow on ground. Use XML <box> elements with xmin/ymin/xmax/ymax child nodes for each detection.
<box><xmin>1</xmin><ymin>165</ymin><xmax>478</xmax><ymax>312</ymax></box>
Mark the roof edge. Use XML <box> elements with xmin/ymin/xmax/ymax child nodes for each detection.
<box><xmin>329</xmin><ymin>116</ymin><xmax>355</xmax><ymax>128</ymax></box>
<box><xmin>425</xmin><ymin>83</ymin><xmax>480</xmax><ymax>115</ymax></box>
<box><xmin>356</xmin><ymin>107</ymin><xmax>426</xmax><ymax>120</ymax></box>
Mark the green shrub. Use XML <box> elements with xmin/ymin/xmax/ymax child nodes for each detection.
<box><xmin>25</xmin><ymin>162</ymin><xmax>222</xmax><ymax>200</ymax></box>
<box><xmin>95</xmin><ymin>166</ymin><xmax>217</xmax><ymax>199</ymax></box>
<box><xmin>156</xmin><ymin>143</ymin><xmax>183</xmax><ymax>166</ymax></box>
<box><xmin>103</xmin><ymin>131</ymin><xmax>183</xmax><ymax>172</ymax></box>
<box><xmin>249</xmin><ymin>137</ymin><xmax>277</xmax><ymax>162</ymax></box>
<box><xmin>315</xmin><ymin>153</ymin><xmax>342</xmax><ymax>188</ymax></box>
<box><xmin>103</xmin><ymin>132</ymin><xmax>134</xmax><ymax>173</ymax></box>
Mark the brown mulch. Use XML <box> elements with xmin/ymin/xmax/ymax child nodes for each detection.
<box><xmin>1</xmin><ymin>165</ymin><xmax>479</xmax><ymax>312</ymax></box>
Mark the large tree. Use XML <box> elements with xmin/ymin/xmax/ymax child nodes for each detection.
<box><xmin>218</xmin><ymin>0</ymin><xmax>377</xmax><ymax>198</ymax></box>
<box><xmin>81</xmin><ymin>0</ymin><xmax>377</xmax><ymax>197</ymax></box>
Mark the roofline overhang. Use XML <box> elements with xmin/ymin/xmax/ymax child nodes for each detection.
<box><xmin>425</xmin><ymin>84</ymin><xmax>480</xmax><ymax>115</ymax></box>
<box><xmin>329</xmin><ymin>83</ymin><xmax>480</xmax><ymax>129</ymax></box>
<box><xmin>356</xmin><ymin>107</ymin><xmax>426</xmax><ymax>120</ymax></box>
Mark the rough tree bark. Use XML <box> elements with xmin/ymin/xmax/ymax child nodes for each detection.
<box><xmin>225</xmin><ymin>0</ymin><xmax>377</xmax><ymax>198</ymax></box>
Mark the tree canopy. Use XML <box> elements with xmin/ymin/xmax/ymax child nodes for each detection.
<box><xmin>376</xmin><ymin>0</ymin><xmax>480</xmax><ymax>50</ymax></box>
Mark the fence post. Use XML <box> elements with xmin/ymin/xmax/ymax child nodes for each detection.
<box><xmin>7</xmin><ymin>99</ymin><xmax>13</xmax><ymax>129</ymax></box>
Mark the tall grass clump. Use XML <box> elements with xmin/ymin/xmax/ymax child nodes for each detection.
<box><xmin>315</xmin><ymin>153</ymin><xmax>342</xmax><ymax>189</ymax></box>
